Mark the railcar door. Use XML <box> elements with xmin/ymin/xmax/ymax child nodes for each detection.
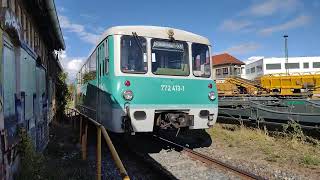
<box><xmin>96</xmin><ymin>41</ymin><xmax>104</xmax><ymax>121</ymax></box>
<box><xmin>97</xmin><ymin>41</ymin><xmax>107</xmax><ymax>86</ymax></box>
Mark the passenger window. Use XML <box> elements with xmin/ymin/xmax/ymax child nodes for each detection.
<box><xmin>97</xmin><ymin>48</ymin><xmax>100</xmax><ymax>77</ymax></box>
<box><xmin>105</xmin><ymin>41</ymin><xmax>109</xmax><ymax>74</ymax></box>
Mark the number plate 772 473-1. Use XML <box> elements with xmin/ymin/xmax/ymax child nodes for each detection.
<box><xmin>160</xmin><ymin>85</ymin><xmax>185</xmax><ymax>92</ymax></box>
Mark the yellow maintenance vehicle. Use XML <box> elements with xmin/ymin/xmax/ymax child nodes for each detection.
<box><xmin>217</xmin><ymin>76</ymin><xmax>265</xmax><ymax>96</ymax></box>
<box><xmin>216</xmin><ymin>73</ymin><xmax>320</xmax><ymax>98</ymax></box>
<box><xmin>260</xmin><ymin>73</ymin><xmax>320</xmax><ymax>97</ymax></box>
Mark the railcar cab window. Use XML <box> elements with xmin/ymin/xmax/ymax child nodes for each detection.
<box><xmin>192</xmin><ymin>43</ymin><xmax>211</xmax><ymax>78</ymax></box>
<box><xmin>121</xmin><ymin>35</ymin><xmax>147</xmax><ymax>73</ymax></box>
<box><xmin>151</xmin><ymin>39</ymin><xmax>189</xmax><ymax>76</ymax></box>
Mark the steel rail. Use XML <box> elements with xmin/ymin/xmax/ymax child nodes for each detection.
<box><xmin>154</xmin><ymin>135</ymin><xmax>266</xmax><ymax>180</ymax></box>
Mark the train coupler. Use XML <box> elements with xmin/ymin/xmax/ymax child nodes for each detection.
<box><xmin>157</xmin><ymin>113</ymin><xmax>194</xmax><ymax>129</ymax></box>
<box><xmin>121</xmin><ymin>116</ymin><xmax>134</xmax><ymax>135</ymax></box>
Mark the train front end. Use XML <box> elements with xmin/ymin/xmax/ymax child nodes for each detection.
<box><xmin>116</xmin><ymin>76</ymin><xmax>218</xmax><ymax>132</ymax></box>
<box><xmin>109</xmin><ymin>27</ymin><xmax>218</xmax><ymax>133</ymax></box>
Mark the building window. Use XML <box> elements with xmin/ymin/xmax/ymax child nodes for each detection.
<box><xmin>250</xmin><ymin>67</ymin><xmax>255</xmax><ymax>73</ymax></box>
<box><xmin>25</xmin><ymin>16</ymin><xmax>29</xmax><ymax>44</ymax></box>
<box><xmin>216</xmin><ymin>69</ymin><xmax>221</xmax><ymax>75</ymax></box>
<box><xmin>22</xmin><ymin>13</ymin><xmax>26</xmax><ymax>41</ymax></box>
<box><xmin>285</xmin><ymin>63</ymin><xmax>299</xmax><ymax>69</ymax></box>
<box><xmin>29</xmin><ymin>20</ymin><xmax>32</xmax><ymax>46</ymax></box>
<box><xmin>246</xmin><ymin>68</ymin><xmax>250</xmax><ymax>74</ymax></box>
<box><xmin>313</xmin><ymin>62</ymin><xmax>320</xmax><ymax>68</ymax></box>
<box><xmin>256</xmin><ymin>65</ymin><xmax>262</xmax><ymax>72</ymax></box>
<box><xmin>1</xmin><ymin>0</ymin><xmax>8</xmax><ymax>7</ymax></box>
<box><xmin>266</xmin><ymin>63</ymin><xmax>281</xmax><ymax>70</ymax></box>
<box><xmin>303</xmin><ymin>62</ymin><xmax>309</xmax><ymax>69</ymax></box>
<box><xmin>30</xmin><ymin>24</ymin><xmax>33</xmax><ymax>48</ymax></box>
<box><xmin>222</xmin><ymin>67</ymin><xmax>228</xmax><ymax>74</ymax></box>
<box><xmin>10</xmin><ymin>0</ymin><xmax>14</xmax><ymax>12</ymax></box>
<box><xmin>34</xmin><ymin>30</ymin><xmax>38</xmax><ymax>50</ymax></box>
<box><xmin>14</xmin><ymin>0</ymin><xmax>19</xmax><ymax>16</ymax></box>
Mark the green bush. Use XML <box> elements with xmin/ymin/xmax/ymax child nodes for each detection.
<box><xmin>282</xmin><ymin>120</ymin><xmax>305</xmax><ymax>141</ymax></box>
<box><xmin>82</xmin><ymin>71</ymin><xmax>96</xmax><ymax>84</ymax></box>
<box><xmin>16</xmin><ymin>129</ymin><xmax>44</xmax><ymax>180</ymax></box>
<box><xmin>56</xmin><ymin>72</ymin><xmax>69</xmax><ymax>121</ymax></box>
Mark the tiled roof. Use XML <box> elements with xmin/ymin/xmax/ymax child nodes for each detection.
<box><xmin>212</xmin><ymin>53</ymin><xmax>245</xmax><ymax>66</ymax></box>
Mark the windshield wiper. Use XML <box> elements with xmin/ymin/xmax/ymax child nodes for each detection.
<box><xmin>132</xmin><ymin>32</ymin><xmax>144</xmax><ymax>54</ymax></box>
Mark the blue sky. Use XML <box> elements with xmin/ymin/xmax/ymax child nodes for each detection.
<box><xmin>55</xmin><ymin>0</ymin><xmax>320</xmax><ymax>80</ymax></box>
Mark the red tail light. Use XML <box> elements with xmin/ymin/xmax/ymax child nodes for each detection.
<box><xmin>208</xmin><ymin>83</ymin><xmax>213</xmax><ymax>89</ymax></box>
<box><xmin>125</xmin><ymin>80</ymin><xmax>131</xmax><ymax>87</ymax></box>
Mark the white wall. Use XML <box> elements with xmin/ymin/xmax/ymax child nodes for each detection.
<box><xmin>244</xmin><ymin>56</ymin><xmax>320</xmax><ymax>80</ymax></box>
<box><xmin>242</xmin><ymin>59</ymin><xmax>263</xmax><ymax>80</ymax></box>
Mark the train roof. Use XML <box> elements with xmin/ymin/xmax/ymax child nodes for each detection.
<box><xmin>99</xmin><ymin>26</ymin><xmax>211</xmax><ymax>45</ymax></box>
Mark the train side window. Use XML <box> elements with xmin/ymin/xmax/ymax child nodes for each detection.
<box><xmin>105</xmin><ymin>40</ymin><xmax>109</xmax><ymax>74</ymax></box>
<box><xmin>192</xmin><ymin>43</ymin><xmax>211</xmax><ymax>78</ymax></box>
<box><xmin>97</xmin><ymin>48</ymin><xmax>99</xmax><ymax>77</ymax></box>
<box><xmin>101</xmin><ymin>46</ymin><xmax>105</xmax><ymax>76</ymax></box>
<box><xmin>99</xmin><ymin>46</ymin><xmax>102</xmax><ymax>76</ymax></box>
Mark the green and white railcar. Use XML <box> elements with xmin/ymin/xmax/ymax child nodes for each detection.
<box><xmin>75</xmin><ymin>26</ymin><xmax>218</xmax><ymax>133</ymax></box>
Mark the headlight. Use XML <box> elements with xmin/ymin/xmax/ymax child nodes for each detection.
<box><xmin>208</xmin><ymin>91</ymin><xmax>216</xmax><ymax>101</ymax></box>
<box><xmin>123</xmin><ymin>90</ymin><xmax>133</xmax><ymax>101</ymax></box>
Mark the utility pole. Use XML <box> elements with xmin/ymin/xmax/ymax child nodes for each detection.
<box><xmin>284</xmin><ymin>35</ymin><xmax>289</xmax><ymax>75</ymax></box>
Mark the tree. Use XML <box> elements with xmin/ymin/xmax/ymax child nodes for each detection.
<box><xmin>55</xmin><ymin>72</ymin><xmax>69</xmax><ymax>121</ymax></box>
<box><xmin>82</xmin><ymin>71</ymin><xmax>96</xmax><ymax>84</ymax></box>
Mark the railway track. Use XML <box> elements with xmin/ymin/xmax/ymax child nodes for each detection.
<box><xmin>110</xmin><ymin>134</ymin><xmax>178</xmax><ymax>180</ymax></box>
<box><xmin>153</xmin><ymin>135</ymin><xmax>266</xmax><ymax>180</ymax></box>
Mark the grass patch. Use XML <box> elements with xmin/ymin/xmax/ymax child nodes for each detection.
<box><xmin>208</xmin><ymin>123</ymin><xmax>320</xmax><ymax>168</ymax></box>
<box><xmin>302</xmin><ymin>154</ymin><xmax>320</xmax><ymax>166</ymax></box>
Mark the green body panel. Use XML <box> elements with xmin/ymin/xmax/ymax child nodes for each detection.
<box><xmin>105</xmin><ymin>76</ymin><xmax>218</xmax><ymax>108</ymax></box>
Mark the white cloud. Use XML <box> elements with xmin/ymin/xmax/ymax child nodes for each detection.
<box><xmin>58</xmin><ymin>51</ymin><xmax>85</xmax><ymax>83</ymax></box>
<box><xmin>248</xmin><ymin>56</ymin><xmax>264</xmax><ymax>61</ymax></box>
<box><xmin>242</xmin><ymin>0</ymin><xmax>300</xmax><ymax>17</ymax></box>
<box><xmin>58</xmin><ymin>7</ymin><xmax>67</xmax><ymax>13</ymax></box>
<box><xmin>219</xmin><ymin>19</ymin><xmax>252</xmax><ymax>32</ymax></box>
<box><xmin>218</xmin><ymin>42</ymin><xmax>261</xmax><ymax>55</ymax></box>
<box><xmin>259</xmin><ymin>15</ymin><xmax>311</xmax><ymax>35</ymax></box>
<box><xmin>58</xmin><ymin>15</ymin><xmax>100</xmax><ymax>45</ymax></box>
<box><xmin>244</xmin><ymin>56</ymin><xmax>265</xmax><ymax>64</ymax></box>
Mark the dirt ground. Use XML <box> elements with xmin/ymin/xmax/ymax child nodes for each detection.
<box><xmin>43</xmin><ymin>121</ymin><xmax>94</xmax><ymax>180</ymax></box>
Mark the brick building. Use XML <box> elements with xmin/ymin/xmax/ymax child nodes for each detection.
<box><xmin>212</xmin><ymin>53</ymin><xmax>245</xmax><ymax>80</ymax></box>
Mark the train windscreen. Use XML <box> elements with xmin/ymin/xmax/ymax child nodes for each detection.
<box><xmin>121</xmin><ymin>35</ymin><xmax>148</xmax><ymax>74</ymax></box>
<box><xmin>151</xmin><ymin>39</ymin><xmax>189</xmax><ymax>76</ymax></box>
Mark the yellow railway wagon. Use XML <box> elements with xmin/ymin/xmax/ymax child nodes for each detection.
<box><xmin>216</xmin><ymin>82</ymin><xmax>239</xmax><ymax>96</ymax></box>
<box><xmin>261</xmin><ymin>73</ymin><xmax>320</xmax><ymax>96</ymax></box>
